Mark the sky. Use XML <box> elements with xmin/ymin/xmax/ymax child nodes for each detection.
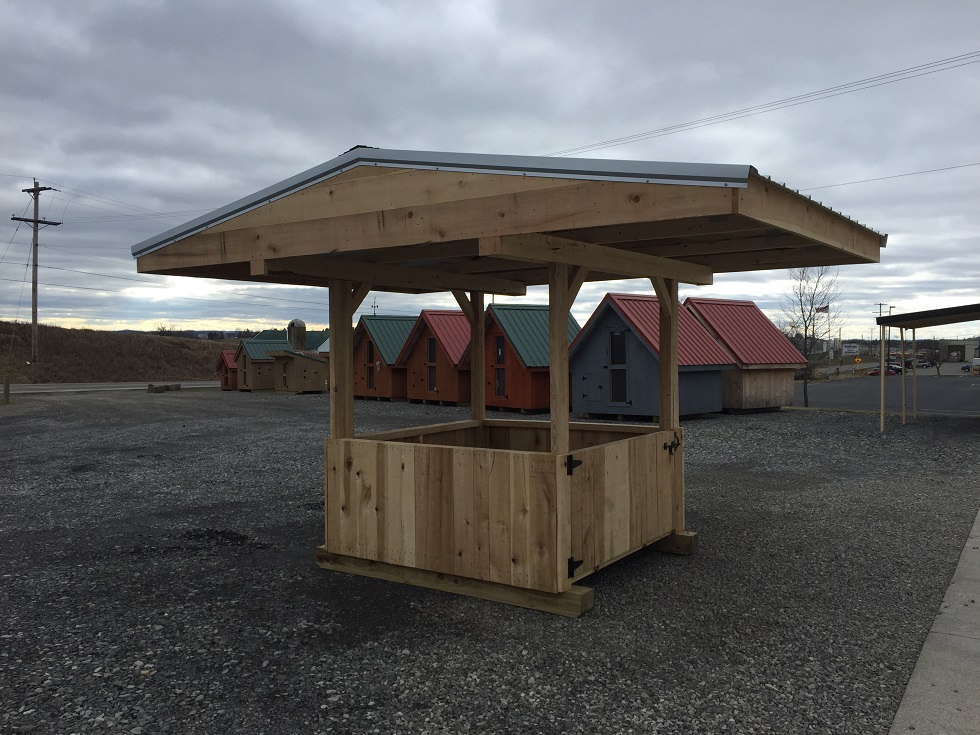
<box><xmin>2</xmin><ymin>0</ymin><xmax>979</xmax><ymax>340</ymax></box>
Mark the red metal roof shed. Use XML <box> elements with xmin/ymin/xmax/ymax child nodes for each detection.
<box><xmin>685</xmin><ymin>297</ymin><xmax>806</xmax><ymax>367</ymax></box>
<box><xmin>572</xmin><ymin>293</ymin><xmax>732</xmax><ymax>366</ymax></box>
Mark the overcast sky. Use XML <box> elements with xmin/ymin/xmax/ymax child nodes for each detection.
<box><xmin>2</xmin><ymin>1</ymin><xmax>979</xmax><ymax>339</ymax></box>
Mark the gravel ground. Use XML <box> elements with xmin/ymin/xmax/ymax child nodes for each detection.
<box><xmin>1</xmin><ymin>390</ymin><xmax>978</xmax><ymax>734</ymax></box>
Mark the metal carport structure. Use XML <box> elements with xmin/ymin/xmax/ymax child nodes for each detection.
<box><xmin>876</xmin><ymin>303</ymin><xmax>980</xmax><ymax>431</ymax></box>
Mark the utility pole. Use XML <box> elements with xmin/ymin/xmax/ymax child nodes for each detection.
<box><xmin>11</xmin><ymin>179</ymin><xmax>61</xmax><ymax>383</ymax></box>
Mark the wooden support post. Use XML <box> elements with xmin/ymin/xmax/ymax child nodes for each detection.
<box><xmin>657</xmin><ymin>278</ymin><xmax>680</xmax><ymax>432</ymax></box>
<box><xmin>469</xmin><ymin>291</ymin><xmax>485</xmax><ymax>423</ymax></box>
<box><xmin>655</xmin><ymin>277</ymin><xmax>691</xmax><ymax>550</ymax></box>
<box><xmin>329</xmin><ymin>280</ymin><xmax>355</xmax><ymax>440</ymax></box>
<box><xmin>549</xmin><ymin>262</ymin><xmax>570</xmax><ymax>456</ymax></box>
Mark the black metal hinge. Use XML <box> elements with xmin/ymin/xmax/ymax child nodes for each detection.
<box><xmin>663</xmin><ymin>432</ymin><xmax>681</xmax><ymax>456</ymax></box>
<box><xmin>567</xmin><ymin>556</ymin><xmax>584</xmax><ymax>578</ymax></box>
<box><xmin>566</xmin><ymin>454</ymin><xmax>583</xmax><ymax>475</ymax></box>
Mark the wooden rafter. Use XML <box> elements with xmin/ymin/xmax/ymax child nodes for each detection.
<box><xmin>255</xmin><ymin>255</ymin><xmax>527</xmax><ymax>296</ymax></box>
<box><xmin>480</xmin><ymin>233</ymin><xmax>714</xmax><ymax>285</ymax></box>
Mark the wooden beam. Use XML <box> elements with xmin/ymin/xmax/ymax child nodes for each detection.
<box><xmin>137</xmin><ymin>179</ymin><xmax>735</xmax><ymax>273</ymax></box>
<box><xmin>264</xmin><ymin>255</ymin><xmax>526</xmax><ymax>296</ymax></box>
<box><xmin>549</xmin><ymin>263</ymin><xmax>570</xmax><ymax>455</ymax></box>
<box><xmin>737</xmin><ymin>174</ymin><xmax>885</xmax><ymax>263</ymax></box>
<box><xmin>316</xmin><ymin>548</ymin><xmax>594</xmax><ymax>617</ymax></box>
<box><xmin>469</xmin><ymin>291</ymin><xmax>485</xmax><ymax>423</ymax></box>
<box><xmin>650</xmin><ymin>277</ymin><xmax>672</xmax><ymax>318</ymax></box>
<box><xmin>329</xmin><ymin>280</ymin><xmax>354</xmax><ymax>440</ymax></box>
<box><xmin>351</xmin><ymin>282</ymin><xmax>371</xmax><ymax>311</ymax></box>
<box><xmin>451</xmin><ymin>290</ymin><xmax>475</xmax><ymax>322</ymax></box>
<box><xmin>568</xmin><ymin>266</ymin><xmax>589</xmax><ymax>304</ymax></box>
<box><xmin>482</xmin><ymin>233</ymin><xmax>713</xmax><ymax>285</ymax></box>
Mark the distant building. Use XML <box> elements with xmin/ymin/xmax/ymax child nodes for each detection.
<box><xmin>215</xmin><ymin>349</ymin><xmax>238</xmax><ymax>391</ymax></box>
<box><xmin>353</xmin><ymin>315</ymin><xmax>416</xmax><ymax>400</ymax></box>
<box><xmin>235</xmin><ymin>339</ymin><xmax>287</xmax><ymax>391</ymax></box>
<box><xmin>396</xmin><ymin>310</ymin><xmax>471</xmax><ymax>404</ymax></box>
<box><xmin>685</xmin><ymin>297</ymin><xmax>806</xmax><ymax>411</ymax></box>
<box><xmin>569</xmin><ymin>293</ymin><xmax>732</xmax><ymax>419</ymax></box>
<box><xmin>483</xmin><ymin>304</ymin><xmax>580</xmax><ymax>412</ymax></box>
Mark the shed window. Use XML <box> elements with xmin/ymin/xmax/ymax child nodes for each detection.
<box><xmin>609</xmin><ymin>330</ymin><xmax>628</xmax><ymax>404</ymax></box>
<box><xmin>495</xmin><ymin>367</ymin><xmax>505</xmax><ymax>397</ymax></box>
<box><xmin>367</xmin><ymin>341</ymin><xmax>374</xmax><ymax>363</ymax></box>
<box><xmin>367</xmin><ymin>365</ymin><xmax>375</xmax><ymax>389</ymax></box>
<box><xmin>427</xmin><ymin>365</ymin><xmax>437</xmax><ymax>392</ymax></box>
<box><xmin>610</xmin><ymin>368</ymin><xmax>627</xmax><ymax>403</ymax></box>
<box><xmin>495</xmin><ymin>336</ymin><xmax>505</xmax><ymax>365</ymax></box>
<box><xmin>427</xmin><ymin>337</ymin><xmax>437</xmax><ymax>363</ymax></box>
<box><xmin>609</xmin><ymin>330</ymin><xmax>627</xmax><ymax>365</ymax></box>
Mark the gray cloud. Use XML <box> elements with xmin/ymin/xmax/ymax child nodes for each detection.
<box><xmin>2</xmin><ymin>0</ymin><xmax>979</xmax><ymax>337</ymax></box>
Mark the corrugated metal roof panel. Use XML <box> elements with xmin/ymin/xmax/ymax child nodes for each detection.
<box><xmin>132</xmin><ymin>147</ymin><xmax>751</xmax><ymax>257</ymax></box>
<box><xmin>572</xmin><ymin>293</ymin><xmax>733</xmax><ymax>367</ymax></box>
<box><xmin>358</xmin><ymin>315</ymin><xmax>417</xmax><ymax>365</ymax></box>
<box><xmin>487</xmin><ymin>304</ymin><xmax>580</xmax><ymax>368</ymax></box>
<box><xmin>251</xmin><ymin>329</ymin><xmax>328</xmax><ymax>351</ymax></box>
<box><xmin>238</xmin><ymin>339</ymin><xmax>292</xmax><ymax>361</ymax></box>
<box><xmin>424</xmin><ymin>310</ymin><xmax>471</xmax><ymax>366</ymax></box>
<box><xmin>217</xmin><ymin>349</ymin><xmax>237</xmax><ymax>370</ymax></box>
<box><xmin>685</xmin><ymin>298</ymin><xmax>806</xmax><ymax>367</ymax></box>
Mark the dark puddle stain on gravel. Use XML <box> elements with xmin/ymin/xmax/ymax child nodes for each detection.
<box><xmin>126</xmin><ymin>527</ymin><xmax>272</xmax><ymax>557</ymax></box>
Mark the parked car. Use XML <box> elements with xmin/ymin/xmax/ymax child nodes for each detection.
<box><xmin>886</xmin><ymin>363</ymin><xmax>904</xmax><ymax>374</ymax></box>
<box><xmin>962</xmin><ymin>364</ymin><xmax>972</xmax><ymax>372</ymax></box>
<box><xmin>868</xmin><ymin>366</ymin><xmax>897</xmax><ymax>376</ymax></box>
<box><xmin>915</xmin><ymin>359</ymin><xmax>934</xmax><ymax>368</ymax></box>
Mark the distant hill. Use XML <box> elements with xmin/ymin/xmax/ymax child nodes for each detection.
<box><xmin>0</xmin><ymin>321</ymin><xmax>235</xmax><ymax>384</ymax></box>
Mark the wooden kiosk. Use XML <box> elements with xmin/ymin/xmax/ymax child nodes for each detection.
<box><xmin>133</xmin><ymin>148</ymin><xmax>885</xmax><ymax>616</ymax></box>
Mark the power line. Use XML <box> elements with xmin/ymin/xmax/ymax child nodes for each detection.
<box><xmin>801</xmin><ymin>162</ymin><xmax>980</xmax><ymax>192</ymax></box>
<box><xmin>545</xmin><ymin>50</ymin><xmax>980</xmax><ymax>157</ymax></box>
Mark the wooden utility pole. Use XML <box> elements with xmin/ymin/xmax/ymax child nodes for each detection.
<box><xmin>11</xmin><ymin>180</ymin><xmax>61</xmax><ymax>383</ymax></box>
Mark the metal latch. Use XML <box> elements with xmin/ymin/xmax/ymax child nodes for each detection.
<box><xmin>663</xmin><ymin>432</ymin><xmax>681</xmax><ymax>456</ymax></box>
<box><xmin>566</xmin><ymin>454</ymin><xmax>583</xmax><ymax>475</ymax></box>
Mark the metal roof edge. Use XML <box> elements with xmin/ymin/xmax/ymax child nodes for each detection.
<box><xmin>131</xmin><ymin>148</ymin><xmax>752</xmax><ymax>258</ymax></box>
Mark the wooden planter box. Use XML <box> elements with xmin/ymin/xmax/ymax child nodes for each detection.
<box><xmin>317</xmin><ymin>418</ymin><xmax>683</xmax><ymax>614</ymax></box>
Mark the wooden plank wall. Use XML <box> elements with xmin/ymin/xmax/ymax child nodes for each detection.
<box><xmin>325</xmin><ymin>438</ymin><xmax>560</xmax><ymax>593</ymax></box>
<box><xmin>722</xmin><ymin>368</ymin><xmax>795</xmax><ymax>409</ymax></box>
<box><xmin>569</xmin><ymin>430</ymin><xmax>678</xmax><ymax>581</ymax></box>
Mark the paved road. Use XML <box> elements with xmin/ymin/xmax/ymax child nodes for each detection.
<box><xmin>795</xmin><ymin>367</ymin><xmax>980</xmax><ymax>416</ymax></box>
<box><xmin>6</xmin><ymin>380</ymin><xmax>220</xmax><ymax>394</ymax></box>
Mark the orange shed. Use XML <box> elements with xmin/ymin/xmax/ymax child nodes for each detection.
<box><xmin>397</xmin><ymin>310</ymin><xmax>471</xmax><ymax>404</ymax></box>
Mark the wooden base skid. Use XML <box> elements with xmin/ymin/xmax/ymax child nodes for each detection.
<box><xmin>316</xmin><ymin>548</ymin><xmax>595</xmax><ymax>617</ymax></box>
<box><xmin>651</xmin><ymin>530</ymin><xmax>699</xmax><ymax>555</ymax></box>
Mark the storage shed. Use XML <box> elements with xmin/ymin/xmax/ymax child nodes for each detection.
<box><xmin>353</xmin><ymin>315</ymin><xmax>416</xmax><ymax>399</ymax></box>
<box><xmin>397</xmin><ymin>310</ymin><xmax>471</xmax><ymax>404</ymax></box>
<box><xmin>570</xmin><ymin>293</ymin><xmax>733</xmax><ymax>418</ymax></box>
<box><xmin>253</xmin><ymin>327</ymin><xmax>330</xmax><ymax>354</ymax></box>
<box><xmin>235</xmin><ymin>339</ymin><xmax>290</xmax><ymax>391</ymax></box>
<box><xmin>133</xmin><ymin>147</ymin><xmax>885</xmax><ymax>616</ymax></box>
<box><xmin>269</xmin><ymin>350</ymin><xmax>329</xmax><ymax>394</ymax></box>
<box><xmin>484</xmin><ymin>304</ymin><xmax>580</xmax><ymax>411</ymax></box>
<box><xmin>685</xmin><ymin>297</ymin><xmax>806</xmax><ymax>411</ymax></box>
<box><xmin>216</xmin><ymin>349</ymin><xmax>238</xmax><ymax>391</ymax></box>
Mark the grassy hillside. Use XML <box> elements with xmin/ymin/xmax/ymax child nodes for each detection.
<box><xmin>0</xmin><ymin>321</ymin><xmax>235</xmax><ymax>384</ymax></box>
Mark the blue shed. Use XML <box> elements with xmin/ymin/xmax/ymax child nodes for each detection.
<box><xmin>570</xmin><ymin>293</ymin><xmax>733</xmax><ymax>418</ymax></box>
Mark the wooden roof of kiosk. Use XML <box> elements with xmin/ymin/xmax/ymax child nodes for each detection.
<box><xmin>134</xmin><ymin>147</ymin><xmax>886</xmax><ymax>616</ymax></box>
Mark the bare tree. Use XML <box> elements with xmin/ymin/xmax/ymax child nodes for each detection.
<box><xmin>781</xmin><ymin>266</ymin><xmax>842</xmax><ymax>407</ymax></box>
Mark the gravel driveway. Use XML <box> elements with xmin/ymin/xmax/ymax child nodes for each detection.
<box><xmin>2</xmin><ymin>391</ymin><xmax>978</xmax><ymax>734</ymax></box>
